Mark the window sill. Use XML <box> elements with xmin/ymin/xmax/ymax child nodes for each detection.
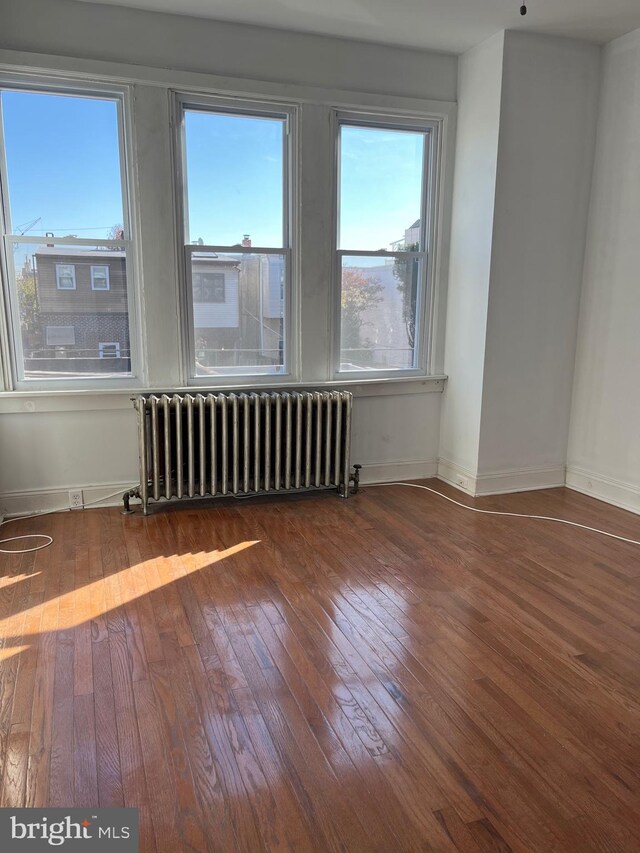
<box><xmin>0</xmin><ymin>375</ymin><xmax>446</xmax><ymax>413</ymax></box>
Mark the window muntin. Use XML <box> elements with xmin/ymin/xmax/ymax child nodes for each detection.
<box><xmin>0</xmin><ymin>85</ymin><xmax>136</xmax><ymax>382</ymax></box>
<box><xmin>91</xmin><ymin>265</ymin><xmax>110</xmax><ymax>290</ymax></box>
<box><xmin>179</xmin><ymin>99</ymin><xmax>291</xmax><ymax>379</ymax></box>
<box><xmin>55</xmin><ymin>263</ymin><xmax>76</xmax><ymax>290</ymax></box>
<box><xmin>335</xmin><ymin>116</ymin><xmax>434</xmax><ymax>375</ymax></box>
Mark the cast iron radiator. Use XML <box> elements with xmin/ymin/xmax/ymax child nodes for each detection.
<box><xmin>125</xmin><ymin>390</ymin><xmax>355</xmax><ymax>514</ymax></box>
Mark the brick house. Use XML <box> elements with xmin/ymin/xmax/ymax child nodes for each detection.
<box><xmin>30</xmin><ymin>246</ymin><xmax>130</xmax><ymax>373</ymax></box>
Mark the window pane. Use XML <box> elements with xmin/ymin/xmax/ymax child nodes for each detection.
<box><xmin>191</xmin><ymin>251</ymin><xmax>285</xmax><ymax>376</ymax></box>
<box><xmin>184</xmin><ymin>110</ymin><xmax>284</xmax><ymax>247</ymax></box>
<box><xmin>339</xmin><ymin>125</ymin><xmax>425</xmax><ymax>251</ymax></box>
<box><xmin>11</xmin><ymin>241</ymin><xmax>131</xmax><ymax>378</ymax></box>
<box><xmin>339</xmin><ymin>256</ymin><xmax>419</xmax><ymax>371</ymax></box>
<box><xmin>1</xmin><ymin>91</ymin><xmax>125</xmax><ymax>240</ymax></box>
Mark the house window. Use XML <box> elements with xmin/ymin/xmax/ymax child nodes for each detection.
<box><xmin>99</xmin><ymin>342</ymin><xmax>121</xmax><ymax>358</ymax></box>
<box><xmin>193</xmin><ymin>272</ymin><xmax>225</xmax><ymax>303</ymax></box>
<box><xmin>335</xmin><ymin>115</ymin><xmax>436</xmax><ymax>375</ymax></box>
<box><xmin>45</xmin><ymin>325</ymin><xmax>75</xmax><ymax>346</ymax></box>
<box><xmin>55</xmin><ymin>264</ymin><xmax>76</xmax><ymax>290</ymax></box>
<box><xmin>177</xmin><ymin>96</ymin><xmax>293</xmax><ymax>379</ymax></box>
<box><xmin>0</xmin><ymin>83</ymin><xmax>136</xmax><ymax>385</ymax></box>
<box><xmin>91</xmin><ymin>265</ymin><xmax>110</xmax><ymax>290</ymax></box>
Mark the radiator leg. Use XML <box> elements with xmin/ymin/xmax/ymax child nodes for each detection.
<box><xmin>122</xmin><ymin>487</ymin><xmax>141</xmax><ymax>515</ymax></box>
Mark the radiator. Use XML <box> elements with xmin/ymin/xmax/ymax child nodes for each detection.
<box><xmin>126</xmin><ymin>390</ymin><xmax>354</xmax><ymax>514</ymax></box>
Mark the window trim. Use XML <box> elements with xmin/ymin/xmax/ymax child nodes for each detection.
<box><xmin>55</xmin><ymin>263</ymin><xmax>76</xmax><ymax>290</ymax></box>
<box><xmin>172</xmin><ymin>92</ymin><xmax>298</xmax><ymax>387</ymax></box>
<box><xmin>0</xmin><ymin>74</ymin><xmax>142</xmax><ymax>391</ymax></box>
<box><xmin>90</xmin><ymin>264</ymin><xmax>110</xmax><ymax>291</ymax></box>
<box><xmin>331</xmin><ymin>110</ymin><xmax>440</xmax><ymax>380</ymax></box>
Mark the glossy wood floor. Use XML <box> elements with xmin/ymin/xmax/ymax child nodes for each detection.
<box><xmin>2</xmin><ymin>482</ymin><xmax>640</xmax><ymax>851</ymax></box>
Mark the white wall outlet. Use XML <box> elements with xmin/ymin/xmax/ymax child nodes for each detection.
<box><xmin>68</xmin><ymin>489</ymin><xmax>84</xmax><ymax>510</ymax></box>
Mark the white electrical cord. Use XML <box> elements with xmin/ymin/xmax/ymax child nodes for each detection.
<box><xmin>0</xmin><ymin>487</ymin><xmax>137</xmax><ymax>555</ymax></box>
<box><xmin>365</xmin><ymin>482</ymin><xmax>640</xmax><ymax>547</ymax></box>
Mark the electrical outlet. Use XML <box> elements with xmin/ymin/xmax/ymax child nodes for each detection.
<box><xmin>68</xmin><ymin>489</ymin><xmax>84</xmax><ymax>510</ymax></box>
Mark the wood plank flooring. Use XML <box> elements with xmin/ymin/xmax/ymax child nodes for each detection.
<box><xmin>1</xmin><ymin>481</ymin><xmax>640</xmax><ymax>851</ymax></box>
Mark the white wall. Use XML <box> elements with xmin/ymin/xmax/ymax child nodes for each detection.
<box><xmin>1</xmin><ymin>0</ymin><xmax>457</xmax><ymax>101</ymax></box>
<box><xmin>440</xmin><ymin>31</ymin><xmax>601</xmax><ymax>496</ymax></box>
<box><xmin>478</xmin><ymin>33</ymin><xmax>601</xmax><ymax>478</ymax></box>
<box><xmin>0</xmin><ymin>0</ymin><xmax>455</xmax><ymax>514</ymax></box>
<box><xmin>438</xmin><ymin>32</ymin><xmax>504</xmax><ymax>487</ymax></box>
<box><xmin>567</xmin><ymin>28</ymin><xmax>640</xmax><ymax>514</ymax></box>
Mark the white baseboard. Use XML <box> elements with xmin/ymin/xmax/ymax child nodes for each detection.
<box><xmin>474</xmin><ymin>465</ymin><xmax>566</xmax><ymax>496</ymax></box>
<box><xmin>0</xmin><ymin>481</ymin><xmax>137</xmax><ymax>518</ymax></box>
<box><xmin>359</xmin><ymin>459</ymin><xmax>438</xmax><ymax>485</ymax></box>
<box><xmin>437</xmin><ymin>458</ymin><xmax>565</xmax><ymax>496</ymax></box>
<box><xmin>566</xmin><ymin>466</ymin><xmax>640</xmax><ymax>516</ymax></box>
<box><xmin>0</xmin><ymin>461</ymin><xmax>439</xmax><ymax>516</ymax></box>
<box><xmin>436</xmin><ymin>458</ymin><xmax>477</xmax><ymax>494</ymax></box>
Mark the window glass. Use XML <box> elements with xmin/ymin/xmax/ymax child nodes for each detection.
<box><xmin>181</xmin><ymin>103</ymin><xmax>290</xmax><ymax>378</ymax></box>
<box><xmin>337</xmin><ymin>119</ymin><xmax>431</xmax><ymax>373</ymax></box>
<box><xmin>0</xmin><ymin>88</ymin><xmax>134</xmax><ymax>380</ymax></box>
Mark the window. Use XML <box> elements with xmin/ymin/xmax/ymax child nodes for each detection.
<box><xmin>55</xmin><ymin>264</ymin><xmax>76</xmax><ymax>290</ymax></box>
<box><xmin>0</xmin><ymin>83</ymin><xmax>136</xmax><ymax>383</ymax></box>
<box><xmin>335</xmin><ymin>115</ymin><xmax>436</xmax><ymax>375</ymax></box>
<box><xmin>193</xmin><ymin>271</ymin><xmax>225</xmax><ymax>303</ymax></box>
<box><xmin>99</xmin><ymin>342</ymin><xmax>120</xmax><ymax>358</ymax></box>
<box><xmin>45</xmin><ymin>325</ymin><xmax>75</xmax><ymax>346</ymax></box>
<box><xmin>177</xmin><ymin>96</ymin><xmax>292</xmax><ymax>379</ymax></box>
<box><xmin>91</xmin><ymin>265</ymin><xmax>110</xmax><ymax>290</ymax></box>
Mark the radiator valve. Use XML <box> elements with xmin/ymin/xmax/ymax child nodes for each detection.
<box><xmin>122</xmin><ymin>487</ymin><xmax>141</xmax><ymax>515</ymax></box>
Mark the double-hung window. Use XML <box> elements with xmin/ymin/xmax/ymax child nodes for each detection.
<box><xmin>0</xmin><ymin>81</ymin><xmax>136</xmax><ymax>385</ymax></box>
<box><xmin>335</xmin><ymin>113</ymin><xmax>437</xmax><ymax>376</ymax></box>
<box><xmin>176</xmin><ymin>96</ymin><xmax>293</xmax><ymax>380</ymax></box>
<box><xmin>91</xmin><ymin>264</ymin><xmax>110</xmax><ymax>291</ymax></box>
<box><xmin>55</xmin><ymin>264</ymin><xmax>76</xmax><ymax>290</ymax></box>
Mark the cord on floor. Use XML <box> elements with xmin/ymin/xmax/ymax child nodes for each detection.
<box><xmin>0</xmin><ymin>486</ymin><xmax>137</xmax><ymax>555</ymax></box>
<box><xmin>364</xmin><ymin>482</ymin><xmax>640</xmax><ymax>546</ymax></box>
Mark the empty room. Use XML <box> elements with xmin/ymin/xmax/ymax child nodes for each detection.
<box><xmin>1</xmin><ymin>0</ymin><xmax>640</xmax><ymax>849</ymax></box>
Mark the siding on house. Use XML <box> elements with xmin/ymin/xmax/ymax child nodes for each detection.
<box><xmin>36</xmin><ymin>249</ymin><xmax>128</xmax><ymax>314</ymax></box>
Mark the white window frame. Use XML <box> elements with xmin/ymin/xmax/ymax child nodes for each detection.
<box><xmin>55</xmin><ymin>263</ymin><xmax>76</xmax><ymax>290</ymax></box>
<box><xmin>90</xmin><ymin>264</ymin><xmax>110</xmax><ymax>291</ymax></box>
<box><xmin>173</xmin><ymin>92</ymin><xmax>297</xmax><ymax>386</ymax></box>
<box><xmin>0</xmin><ymin>73</ymin><xmax>142</xmax><ymax>390</ymax></box>
<box><xmin>332</xmin><ymin>111</ymin><xmax>440</xmax><ymax>380</ymax></box>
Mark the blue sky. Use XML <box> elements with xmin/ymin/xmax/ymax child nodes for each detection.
<box><xmin>1</xmin><ymin>91</ymin><xmax>424</xmax><ymax>251</ymax></box>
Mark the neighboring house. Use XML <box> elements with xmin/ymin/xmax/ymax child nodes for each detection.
<box><xmin>192</xmin><ymin>249</ymin><xmax>284</xmax><ymax>370</ymax></box>
<box><xmin>30</xmin><ymin>246</ymin><xmax>130</xmax><ymax>372</ymax></box>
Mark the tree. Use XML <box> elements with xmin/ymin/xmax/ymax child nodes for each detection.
<box><xmin>16</xmin><ymin>257</ymin><xmax>39</xmax><ymax>344</ymax></box>
<box><xmin>393</xmin><ymin>242</ymin><xmax>419</xmax><ymax>350</ymax></box>
<box><xmin>341</xmin><ymin>268</ymin><xmax>384</xmax><ymax>350</ymax></box>
<box><xmin>106</xmin><ymin>223</ymin><xmax>125</xmax><ymax>247</ymax></box>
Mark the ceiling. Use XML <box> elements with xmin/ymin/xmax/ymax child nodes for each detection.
<box><xmin>75</xmin><ymin>0</ymin><xmax>640</xmax><ymax>53</ymax></box>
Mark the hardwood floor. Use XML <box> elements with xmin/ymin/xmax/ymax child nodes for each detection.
<box><xmin>1</xmin><ymin>481</ymin><xmax>640</xmax><ymax>851</ymax></box>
